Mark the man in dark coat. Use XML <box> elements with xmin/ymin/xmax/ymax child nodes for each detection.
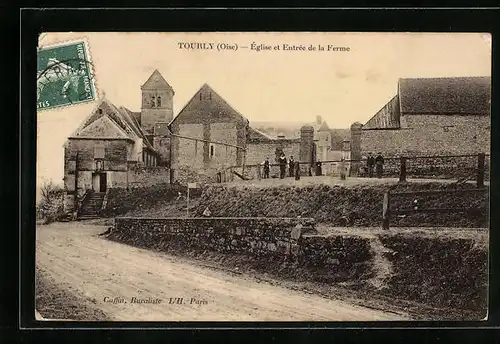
<box><xmin>263</xmin><ymin>158</ymin><xmax>270</xmax><ymax>179</ymax></box>
<box><xmin>375</xmin><ymin>152</ymin><xmax>384</xmax><ymax>178</ymax></box>
<box><xmin>289</xmin><ymin>156</ymin><xmax>295</xmax><ymax>177</ymax></box>
<box><xmin>315</xmin><ymin>161</ymin><xmax>322</xmax><ymax>176</ymax></box>
<box><xmin>367</xmin><ymin>152</ymin><xmax>375</xmax><ymax>178</ymax></box>
<box><xmin>278</xmin><ymin>153</ymin><xmax>287</xmax><ymax>179</ymax></box>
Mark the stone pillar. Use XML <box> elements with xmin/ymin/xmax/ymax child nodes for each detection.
<box><xmin>350</xmin><ymin>122</ymin><xmax>363</xmax><ymax>177</ymax></box>
<box><xmin>299</xmin><ymin>125</ymin><xmax>315</xmax><ymax>174</ymax></box>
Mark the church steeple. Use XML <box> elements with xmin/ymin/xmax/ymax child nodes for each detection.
<box><xmin>140</xmin><ymin>70</ymin><xmax>174</xmax><ymax>134</ymax></box>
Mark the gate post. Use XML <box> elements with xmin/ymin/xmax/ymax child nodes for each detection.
<box><xmin>399</xmin><ymin>157</ymin><xmax>407</xmax><ymax>183</ymax></box>
<box><xmin>477</xmin><ymin>153</ymin><xmax>485</xmax><ymax>188</ymax></box>
<box><xmin>382</xmin><ymin>191</ymin><xmax>391</xmax><ymax>229</ymax></box>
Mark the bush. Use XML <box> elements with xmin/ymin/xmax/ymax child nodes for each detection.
<box><xmin>37</xmin><ymin>181</ymin><xmax>65</xmax><ymax>224</ymax></box>
<box><xmin>196</xmin><ymin>182</ymin><xmax>488</xmax><ymax>227</ymax></box>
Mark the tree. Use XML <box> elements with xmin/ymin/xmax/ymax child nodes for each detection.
<box><xmin>37</xmin><ymin>180</ymin><xmax>65</xmax><ymax>224</ymax></box>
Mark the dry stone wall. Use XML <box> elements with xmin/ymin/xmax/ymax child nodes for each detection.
<box><xmin>111</xmin><ymin>217</ymin><xmax>315</xmax><ymax>257</ymax></box>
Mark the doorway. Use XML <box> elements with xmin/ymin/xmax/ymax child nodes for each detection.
<box><xmin>92</xmin><ymin>172</ymin><xmax>107</xmax><ymax>192</ymax></box>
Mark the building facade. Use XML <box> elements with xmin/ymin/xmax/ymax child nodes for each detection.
<box><xmin>348</xmin><ymin>76</ymin><xmax>491</xmax><ymax>173</ymax></box>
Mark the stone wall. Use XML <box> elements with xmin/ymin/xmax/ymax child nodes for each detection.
<box><xmin>64</xmin><ymin>138</ymin><xmax>131</xmax><ymax>175</ymax></box>
<box><xmin>108</xmin><ymin>217</ymin><xmax>487</xmax><ymax>318</ymax></box>
<box><xmin>128</xmin><ymin>165</ymin><xmax>171</xmax><ymax>188</ymax></box>
<box><xmin>152</xmin><ymin>136</ymin><xmax>171</xmax><ymax>166</ymax></box>
<box><xmin>173</xmin><ymin>123</ymin><xmax>205</xmax><ymax>169</ymax></box>
<box><xmin>112</xmin><ymin>217</ymin><xmax>316</xmax><ymax>257</ymax></box>
<box><xmin>110</xmin><ymin>217</ymin><xmax>372</xmax><ymax>284</ymax></box>
<box><xmin>169</xmin><ymin>93</ymin><xmax>248</xmax><ymax>184</ymax></box>
<box><xmin>245</xmin><ymin>140</ymin><xmax>301</xmax><ymax>165</ymax></box>
<box><xmin>359</xmin><ymin>115</ymin><xmax>490</xmax><ymax>157</ymax></box>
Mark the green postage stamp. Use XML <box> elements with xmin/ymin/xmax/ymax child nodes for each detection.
<box><xmin>37</xmin><ymin>40</ymin><xmax>97</xmax><ymax>110</ymax></box>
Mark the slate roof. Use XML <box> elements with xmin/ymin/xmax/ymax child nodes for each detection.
<box><xmin>120</xmin><ymin>106</ymin><xmax>158</xmax><ymax>151</ymax></box>
<box><xmin>76</xmin><ymin>115</ymin><xmax>131</xmax><ymax>139</ymax></box>
<box><xmin>398</xmin><ymin>76</ymin><xmax>491</xmax><ymax>115</ymax></box>
<box><xmin>247</xmin><ymin>127</ymin><xmax>276</xmax><ymax>142</ymax></box>
<box><xmin>69</xmin><ymin>98</ymin><xmax>158</xmax><ymax>153</ymax></box>
<box><xmin>317</xmin><ymin>121</ymin><xmax>331</xmax><ymax>132</ymax></box>
<box><xmin>141</xmin><ymin>69</ymin><xmax>175</xmax><ymax>93</ymax></box>
<box><xmin>363</xmin><ymin>95</ymin><xmax>401</xmax><ymax>130</ymax></box>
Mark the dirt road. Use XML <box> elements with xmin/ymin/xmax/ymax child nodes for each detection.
<box><xmin>36</xmin><ymin>222</ymin><xmax>407</xmax><ymax>321</ymax></box>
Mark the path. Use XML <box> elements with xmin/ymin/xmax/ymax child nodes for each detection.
<box><xmin>36</xmin><ymin>222</ymin><xmax>407</xmax><ymax>321</ymax></box>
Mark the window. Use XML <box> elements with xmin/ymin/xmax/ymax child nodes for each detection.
<box><xmin>94</xmin><ymin>143</ymin><xmax>105</xmax><ymax>159</ymax></box>
<box><xmin>98</xmin><ymin>108</ymin><xmax>103</xmax><ymax>114</ymax></box>
<box><xmin>157</xmin><ymin>96</ymin><xmax>161</xmax><ymax>107</ymax></box>
<box><xmin>151</xmin><ymin>96</ymin><xmax>156</xmax><ymax>107</ymax></box>
<box><xmin>95</xmin><ymin>160</ymin><xmax>104</xmax><ymax>171</ymax></box>
<box><xmin>210</xmin><ymin>144</ymin><xmax>215</xmax><ymax>158</ymax></box>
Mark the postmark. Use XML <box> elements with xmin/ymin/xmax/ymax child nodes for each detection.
<box><xmin>37</xmin><ymin>39</ymin><xmax>97</xmax><ymax>111</ymax></box>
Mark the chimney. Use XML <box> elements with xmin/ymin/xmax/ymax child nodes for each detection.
<box><xmin>316</xmin><ymin>116</ymin><xmax>322</xmax><ymax>125</ymax></box>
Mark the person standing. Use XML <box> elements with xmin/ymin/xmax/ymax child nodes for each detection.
<box><xmin>375</xmin><ymin>152</ymin><xmax>385</xmax><ymax>178</ymax></box>
<box><xmin>289</xmin><ymin>156</ymin><xmax>295</xmax><ymax>177</ymax></box>
<box><xmin>263</xmin><ymin>158</ymin><xmax>270</xmax><ymax>179</ymax></box>
<box><xmin>367</xmin><ymin>152</ymin><xmax>375</xmax><ymax>178</ymax></box>
<box><xmin>295</xmin><ymin>161</ymin><xmax>301</xmax><ymax>180</ymax></box>
<box><xmin>278</xmin><ymin>153</ymin><xmax>287</xmax><ymax>179</ymax></box>
<box><xmin>338</xmin><ymin>158</ymin><xmax>347</xmax><ymax>180</ymax></box>
<box><xmin>315</xmin><ymin>161</ymin><xmax>322</xmax><ymax>176</ymax></box>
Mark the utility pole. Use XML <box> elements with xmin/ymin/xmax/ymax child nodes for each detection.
<box><xmin>186</xmin><ymin>186</ymin><xmax>190</xmax><ymax>217</ymax></box>
<box><xmin>186</xmin><ymin>183</ymin><xmax>197</xmax><ymax>217</ymax></box>
<box><xmin>74</xmin><ymin>152</ymin><xmax>79</xmax><ymax>214</ymax></box>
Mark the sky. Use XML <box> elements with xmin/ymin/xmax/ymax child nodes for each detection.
<box><xmin>36</xmin><ymin>32</ymin><xmax>491</xmax><ymax>187</ymax></box>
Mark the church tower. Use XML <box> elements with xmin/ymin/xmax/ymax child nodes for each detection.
<box><xmin>140</xmin><ymin>69</ymin><xmax>174</xmax><ymax>134</ymax></box>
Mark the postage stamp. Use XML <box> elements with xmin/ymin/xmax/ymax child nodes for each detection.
<box><xmin>37</xmin><ymin>40</ymin><xmax>97</xmax><ymax>111</ymax></box>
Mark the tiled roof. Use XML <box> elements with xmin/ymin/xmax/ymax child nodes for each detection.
<box><xmin>398</xmin><ymin>76</ymin><xmax>491</xmax><ymax>114</ymax></box>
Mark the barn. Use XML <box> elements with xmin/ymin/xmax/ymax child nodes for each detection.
<box><xmin>352</xmin><ymin>76</ymin><xmax>491</xmax><ymax>159</ymax></box>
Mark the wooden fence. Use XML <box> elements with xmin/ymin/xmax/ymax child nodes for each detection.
<box><xmin>222</xmin><ymin>152</ymin><xmax>489</xmax><ymax>183</ymax></box>
<box><xmin>382</xmin><ymin>187</ymin><xmax>488</xmax><ymax>229</ymax></box>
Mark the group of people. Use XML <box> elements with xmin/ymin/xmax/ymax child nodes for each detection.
<box><xmin>365</xmin><ymin>152</ymin><xmax>385</xmax><ymax>178</ymax></box>
<box><xmin>261</xmin><ymin>153</ymin><xmax>300</xmax><ymax>180</ymax></box>
<box><xmin>260</xmin><ymin>153</ymin><xmax>349</xmax><ymax>180</ymax></box>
